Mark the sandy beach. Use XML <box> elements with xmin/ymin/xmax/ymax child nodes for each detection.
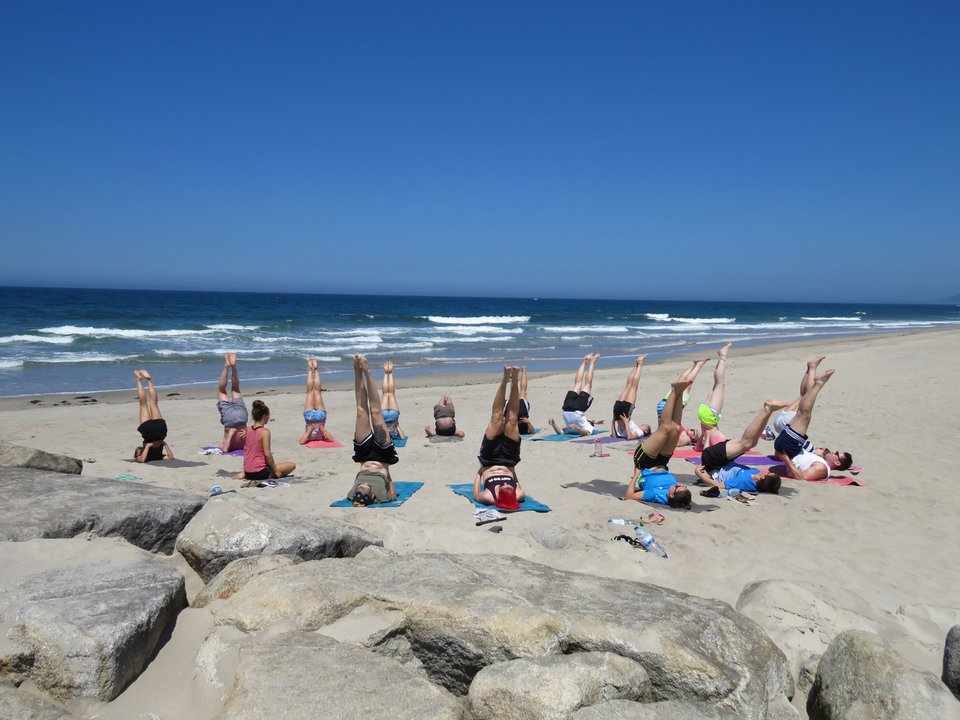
<box><xmin>2</xmin><ymin>328</ymin><xmax>959</xmax><ymax>718</ymax></box>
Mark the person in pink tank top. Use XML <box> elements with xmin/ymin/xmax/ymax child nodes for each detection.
<box><xmin>234</xmin><ymin>400</ymin><xmax>295</xmax><ymax>486</ymax></box>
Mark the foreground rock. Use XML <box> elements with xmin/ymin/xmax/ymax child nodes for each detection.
<box><xmin>0</xmin><ymin>441</ymin><xmax>82</xmax><ymax>474</ymax></box>
<box><xmin>192</xmin><ymin>554</ymin><xmax>302</xmax><ymax>607</ymax></box>
<box><xmin>570</xmin><ymin>699</ymin><xmax>733</xmax><ymax>719</ymax></box>
<box><xmin>467</xmin><ymin>652</ymin><xmax>650</xmax><ymax>719</ymax></box>
<box><xmin>0</xmin><ymin>538</ymin><xmax>186</xmax><ymax>702</ymax></box>
<box><xmin>209</xmin><ymin>552</ymin><xmax>792</xmax><ymax>719</ymax></box>
<box><xmin>0</xmin><ymin>467</ymin><xmax>203</xmax><ymax>553</ymax></box>
<box><xmin>214</xmin><ymin>631</ymin><xmax>463</xmax><ymax>720</ymax></box>
<box><xmin>175</xmin><ymin>493</ymin><xmax>382</xmax><ymax>582</ymax></box>
<box><xmin>0</xmin><ymin>679</ymin><xmax>78</xmax><ymax>720</ymax></box>
<box><xmin>808</xmin><ymin>630</ymin><xmax>960</xmax><ymax>720</ymax></box>
<box><xmin>946</xmin><ymin>625</ymin><xmax>960</xmax><ymax>699</ymax></box>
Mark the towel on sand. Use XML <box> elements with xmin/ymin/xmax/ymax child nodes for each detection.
<box><xmin>306</xmin><ymin>439</ymin><xmax>344</xmax><ymax>449</ymax></box>
<box><xmin>201</xmin><ymin>445</ymin><xmax>244</xmax><ymax>457</ymax></box>
<box><xmin>447</xmin><ymin>483</ymin><xmax>551</xmax><ymax>512</ymax></box>
<box><xmin>329</xmin><ymin>481</ymin><xmax>424</xmax><ymax>508</ymax></box>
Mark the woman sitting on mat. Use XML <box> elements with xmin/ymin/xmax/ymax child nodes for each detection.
<box><xmin>473</xmin><ymin>366</ymin><xmax>526</xmax><ymax>512</ymax></box>
<box><xmin>347</xmin><ymin>355</ymin><xmax>399</xmax><ymax>506</ymax></box>
<box><xmin>235</xmin><ymin>400</ymin><xmax>295</xmax><ymax>485</ymax></box>
<box><xmin>299</xmin><ymin>358</ymin><xmax>335</xmax><ymax>444</ymax></box>
<box><xmin>134</xmin><ymin>369</ymin><xmax>174</xmax><ymax>463</ymax></box>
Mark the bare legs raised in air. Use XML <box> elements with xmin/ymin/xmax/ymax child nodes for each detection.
<box><xmin>299</xmin><ymin>358</ymin><xmax>334</xmax><ymax>444</ymax></box>
<box><xmin>217</xmin><ymin>353</ymin><xmax>248</xmax><ymax>452</ymax></box>
<box><xmin>550</xmin><ymin>354</ymin><xmax>600</xmax><ymax>436</ymax></box>
<box><xmin>612</xmin><ymin>355</ymin><xmax>651</xmax><ymax>440</ymax></box>
<box><xmin>134</xmin><ymin>369</ymin><xmax>173</xmax><ymax>462</ymax></box>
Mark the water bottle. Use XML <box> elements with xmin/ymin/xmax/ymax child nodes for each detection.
<box><xmin>593</xmin><ymin>438</ymin><xmax>603</xmax><ymax>456</ymax></box>
<box><xmin>634</xmin><ymin>527</ymin><xmax>668</xmax><ymax>558</ymax></box>
<box><xmin>608</xmin><ymin>518</ymin><xmax>635</xmax><ymax>526</ymax></box>
<box><xmin>210</xmin><ymin>484</ymin><xmax>223</xmax><ymax>496</ymax></box>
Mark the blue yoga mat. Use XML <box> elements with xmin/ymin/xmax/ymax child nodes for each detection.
<box><xmin>532</xmin><ymin>428</ymin><xmax>607</xmax><ymax>442</ymax></box>
<box><xmin>393</xmin><ymin>437</ymin><xmax>409</xmax><ymax>448</ymax></box>
<box><xmin>572</xmin><ymin>435</ymin><xmax>630</xmax><ymax>444</ymax></box>
<box><xmin>447</xmin><ymin>483</ymin><xmax>551</xmax><ymax>512</ymax></box>
<box><xmin>520</xmin><ymin>427</ymin><xmax>542</xmax><ymax>439</ymax></box>
<box><xmin>330</xmin><ymin>481</ymin><xmax>424</xmax><ymax>508</ymax></box>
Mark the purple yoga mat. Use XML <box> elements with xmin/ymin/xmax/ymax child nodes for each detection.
<box><xmin>573</xmin><ymin>435</ymin><xmax>630</xmax><ymax>444</ymax></box>
<box><xmin>202</xmin><ymin>446</ymin><xmax>244</xmax><ymax>457</ymax></box>
<box><xmin>684</xmin><ymin>454</ymin><xmax>777</xmax><ymax>466</ymax></box>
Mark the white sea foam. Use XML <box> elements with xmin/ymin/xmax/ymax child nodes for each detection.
<box><xmin>0</xmin><ymin>334</ymin><xmax>75</xmax><ymax>345</ymax></box>
<box><xmin>28</xmin><ymin>353</ymin><xmax>138</xmax><ymax>364</ymax></box>
<box><xmin>0</xmin><ymin>359</ymin><xmax>24</xmax><ymax>369</ymax></box>
<box><xmin>547</xmin><ymin>325</ymin><xmax>630</xmax><ymax>334</ymax></box>
<box><xmin>38</xmin><ymin>325</ymin><xmax>215</xmax><ymax>338</ymax></box>
<box><xmin>204</xmin><ymin>324</ymin><xmax>261</xmax><ymax>331</ymax></box>
<box><xmin>426</xmin><ymin>325</ymin><xmax>524</xmax><ymax>336</ymax></box>
<box><xmin>670</xmin><ymin>317</ymin><xmax>735</xmax><ymax>324</ymax></box>
<box><xmin>645</xmin><ymin>313</ymin><xmax>671</xmax><ymax>321</ymax></box>
<box><xmin>424</xmin><ymin>316</ymin><xmax>530</xmax><ymax>325</ymax></box>
<box><xmin>800</xmin><ymin>316</ymin><xmax>862</xmax><ymax>321</ymax></box>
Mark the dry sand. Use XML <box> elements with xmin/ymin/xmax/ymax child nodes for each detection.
<box><xmin>3</xmin><ymin>329</ymin><xmax>959</xmax><ymax>718</ymax></box>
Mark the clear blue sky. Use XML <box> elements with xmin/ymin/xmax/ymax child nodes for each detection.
<box><xmin>1</xmin><ymin>1</ymin><xmax>958</xmax><ymax>303</ymax></box>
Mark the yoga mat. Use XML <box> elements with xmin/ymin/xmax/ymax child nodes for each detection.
<box><xmin>573</xmin><ymin>435</ymin><xmax>629</xmax><ymax>444</ymax></box>
<box><xmin>671</xmin><ymin>448</ymin><xmax>762</xmax><ymax>460</ymax></box>
<box><xmin>306</xmin><ymin>439</ymin><xmax>344</xmax><ymax>449</ymax></box>
<box><xmin>393</xmin><ymin>437</ymin><xmax>408</xmax><ymax>448</ymax></box>
<box><xmin>770</xmin><ymin>467</ymin><xmax>865</xmax><ymax>487</ymax></box>
<box><xmin>330</xmin><ymin>481</ymin><xmax>424</xmax><ymax>508</ymax></box>
<box><xmin>520</xmin><ymin>428</ymin><xmax>541</xmax><ymax>439</ymax></box>
<box><xmin>201</xmin><ymin>445</ymin><xmax>244</xmax><ymax>457</ymax></box>
<box><xmin>448</xmin><ymin>483</ymin><xmax>551</xmax><ymax>512</ymax></box>
<box><xmin>531</xmin><ymin>428</ymin><xmax>607</xmax><ymax>442</ymax></box>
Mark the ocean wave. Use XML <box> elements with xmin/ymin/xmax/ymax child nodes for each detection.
<box><xmin>27</xmin><ymin>353</ymin><xmax>138</xmax><ymax>364</ymax></box>
<box><xmin>547</xmin><ymin>325</ymin><xmax>630</xmax><ymax>334</ymax></box>
<box><xmin>424</xmin><ymin>325</ymin><xmax>524</xmax><ymax>336</ymax></box>
<box><xmin>417</xmin><ymin>335</ymin><xmax>517</xmax><ymax>344</ymax></box>
<box><xmin>38</xmin><ymin>325</ymin><xmax>215</xmax><ymax>339</ymax></box>
<box><xmin>800</xmin><ymin>316</ymin><xmax>862</xmax><ymax>321</ymax></box>
<box><xmin>645</xmin><ymin>313</ymin><xmax>671</xmax><ymax>321</ymax></box>
<box><xmin>424</xmin><ymin>316</ymin><xmax>530</xmax><ymax>325</ymax></box>
<box><xmin>671</xmin><ymin>317</ymin><xmax>735</xmax><ymax>324</ymax></box>
<box><xmin>204</xmin><ymin>324</ymin><xmax>261</xmax><ymax>331</ymax></box>
<box><xmin>0</xmin><ymin>334</ymin><xmax>76</xmax><ymax>345</ymax></box>
<box><xmin>0</xmin><ymin>359</ymin><xmax>24</xmax><ymax>369</ymax></box>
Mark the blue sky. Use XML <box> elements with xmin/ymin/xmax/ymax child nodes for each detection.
<box><xmin>1</xmin><ymin>1</ymin><xmax>957</xmax><ymax>303</ymax></box>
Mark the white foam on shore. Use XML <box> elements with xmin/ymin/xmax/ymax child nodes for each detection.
<box><xmin>645</xmin><ymin>313</ymin><xmax>671</xmax><ymax>321</ymax></box>
<box><xmin>0</xmin><ymin>359</ymin><xmax>24</xmax><ymax>369</ymax></box>
<box><xmin>426</xmin><ymin>325</ymin><xmax>524</xmax><ymax>336</ymax></box>
<box><xmin>424</xmin><ymin>316</ymin><xmax>530</xmax><ymax>325</ymax></box>
<box><xmin>546</xmin><ymin>325</ymin><xmax>630</xmax><ymax>334</ymax></box>
<box><xmin>0</xmin><ymin>334</ymin><xmax>75</xmax><ymax>344</ymax></box>
<box><xmin>801</xmin><ymin>316</ymin><xmax>862</xmax><ymax>321</ymax></box>
<box><xmin>38</xmin><ymin>325</ymin><xmax>215</xmax><ymax>338</ymax></box>
<box><xmin>204</xmin><ymin>323</ymin><xmax>261</xmax><ymax>331</ymax></box>
<box><xmin>27</xmin><ymin>353</ymin><xmax>138</xmax><ymax>364</ymax></box>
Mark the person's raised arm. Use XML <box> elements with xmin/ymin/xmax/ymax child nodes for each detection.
<box><xmin>135</xmin><ymin>447</ymin><xmax>147</xmax><ymax>463</ymax></box>
<box><xmin>472</xmin><ymin>470</ymin><xmax>484</xmax><ymax>501</ymax></box>
<box><xmin>320</xmin><ymin>425</ymin><xmax>335</xmax><ymax>442</ymax></box>
<box><xmin>775</xmin><ymin>451</ymin><xmax>806</xmax><ymax>481</ymax></box>
<box><xmin>396</xmin><ymin>424</ymin><xmax>406</xmax><ymax>440</ymax></box>
<box><xmin>695</xmin><ymin>464</ymin><xmax>721</xmax><ymax>489</ymax></box>
<box><xmin>623</xmin><ymin>475</ymin><xmax>644</xmax><ymax>501</ymax></box>
<box><xmin>163</xmin><ymin>442</ymin><xmax>174</xmax><ymax>460</ymax></box>
<box><xmin>298</xmin><ymin>427</ymin><xmax>311</xmax><ymax>445</ymax></box>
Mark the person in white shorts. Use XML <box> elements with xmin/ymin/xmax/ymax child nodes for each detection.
<box><xmin>548</xmin><ymin>354</ymin><xmax>600</xmax><ymax>436</ymax></box>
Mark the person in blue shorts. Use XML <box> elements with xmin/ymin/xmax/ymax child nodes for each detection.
<box><xmin>299</xmin><ymin>358</ymin><xmax>335</xmax><ymax>444</ymax></box>
<box><xmin>694</xmin><ymin>398</ymin><xmax>790</xmax><ymax>496</ymax></box>
<box><xmin>624</xmin><ymin>373</ymin><xmax>695</xmax><ymax>509</ymax></box>
<box><xmin>381</xmin><ymin>360</ymin><xmax>406</xmax><ymax>441</ymax></box>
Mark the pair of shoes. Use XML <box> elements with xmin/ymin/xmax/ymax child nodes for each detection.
<box><xmin>700</xmin><ymin>486</ymin><xmax>721</xmax><ymax>498</ymax></box>
<box><xmin>645</xmin><ymin>512</ymin><xmax>666</xmax><ymax>525</ymax></box>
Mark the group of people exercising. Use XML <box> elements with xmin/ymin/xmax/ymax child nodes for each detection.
<box><xmin>132</xmin><ymin>345</ymin><xmax>852</xmax><ymax>510</ymax></box>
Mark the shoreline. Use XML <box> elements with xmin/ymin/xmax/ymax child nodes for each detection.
<box><xmin>2</xmin><ymin>326</ymin><xmax>954</xmax><ymax>412</ymax></box>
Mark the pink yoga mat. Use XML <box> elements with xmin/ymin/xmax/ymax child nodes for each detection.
<box><xmin>672</xmin><ymin>448</ymin><xmax>763</xmax><ymax>460</ymax></box>
<box><xmin>306</xmin><ymin>439</ymin><xmax>344</xmax><ymax>449</ymax></box>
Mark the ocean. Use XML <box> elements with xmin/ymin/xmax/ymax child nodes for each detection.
<box><xmin>1</xmin><ymin>286</ymin><xmax>958</xmax><ymax>397</ymax></box>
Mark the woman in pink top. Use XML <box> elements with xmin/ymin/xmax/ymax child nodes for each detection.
<box><xmin>234</xmin><ymin>400</ymin><xmax>295</xmax><ymax>485</ymax></box>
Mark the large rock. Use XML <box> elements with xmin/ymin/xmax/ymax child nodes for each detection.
<box><xmin>570</xmin><ymin>699</ymin><xmax>733</xmax><ymax>719</ymax></box>
<box><xmin>175</xmin><ymin>493</ymin><xmax>383</xmax><ymax>582</ymax></box>
<box><xmin>213</xmin><ymin>631</ymin><xmax>463</xmax><ymax>719</ymax></box>
<box><xmin>209</xmin><ymin>552</ymin><xmax>792</xmax><ymax>719</ymax></box>
<box><xmin>736</xmin><ymin>580</ymin><xmax>875</xmax><ymax>684</ymax></box>
<box><xmin>0</xmin><ymin>679</ymin><xmax>78</xmax><ymax>720</ymax></box>
<box><xmin>192</xmin><ymin>554</ymin><xmax>302</xmax><ymax>608</ymax></box>
<box><xmin>0</xmin><ymin>467</ymin><xmax>203</xmax><ymax>554</ymax></box>
<box><xmin>0</xmin><ymin>538</ymin><xmax>186</xmax><ymax>702</ymax></box>
<box><xmin>467</xmin><ymin>652</ymin><xmax>650</xmax><ymax>719</ymax></box>
<box><xmin>808</xmin><ymin>630</ymin><xmax>960</xmax><ymax>720</ymax></box>
<box><xmin>945</xmin><ymin>625</ymin><xmax>960</xmax><ymax>699</ymax></box>
<box><xmin>0</xmin><ymin>442</ymin><xmax>82</xmax><ymax>475</ymax></box>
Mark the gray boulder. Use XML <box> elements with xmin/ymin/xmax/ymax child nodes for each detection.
<box><xmin>467</xmin><ymin>652</ymin><xmax>649</xmax><ymax>719</ymax></box>
<box><xmin>192</xmin><ymin>554</ymin><xmax>302</xmax><ymax>608</ymax></box>
<box><xmin>175</xmin><ymin>493</ymin><xmax>382</xmax><ymax>582</ymax></box>
<box><xmin>945</xmin><ymin>624</ymin><xmax>960</xmax><ymax>699</ymax></box>
<box><xmin>0</xmin><ymin>467</ymin><xmax>203</xmax><ymax>553</ymax></box>
<box><xmin>808</xmin><ymin>630</ymin><xmax>960</xmax><ymax>720</ymax></box>
<box><xmin>570</xmin><ymin>699</ymin><xmax>734</xmax><ymax>719</ymax></box>
<box><xmin>213</xmin><ymin>631</ymin><xmax>463</xmax><ymax>720</ymax></box>
<box><xmin>0</xmin><ymin>441</ymin><xmax>82</xmax><ymax>475</ymax></box>
<box><xmin>209</xmin><ymin>552</ymin><xmax>792</xmax><ymax>719</ymax></box>
<box><xmin>0</xmin><ymin>538</ymin><xmax>186</xmax><ymax>702</ymax></box>
<box><xmin>0</xmin><ymin>679</ymin><xmax>78</xmax><ymax>720</ymax></box>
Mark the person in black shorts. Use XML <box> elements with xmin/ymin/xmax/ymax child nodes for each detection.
<box><xmin>347</xmin><ymin>355</ymin><xmax>399</xmax><ymax>505</ymax></box>
<box><xmin>629</xmin><ymin>371</ymin><xmax>695</xmax><ymax>496</ymax></box>
<box><xmin>473</xmin><ymin>366</ymin><xmax>527</xmax><ymax>509</ymax></box>
<box><xmin>611</xmin><ymin>354</ymin><xmax>652</xmax><ymax>440</ymax></box>
<box><xmin>516</xmin><ymin>366</ymin><xmax>535</xmax><ymax>436</ymax></box>
<box><xmin>549</xmin><ymin>354</ymin><xmax>600</xmax><ymax>436</ymax></box>
<box><xmin>134</xmin><ymin>369</ymin><xmax>173</xmax><ymax>463</ymax></box>
<box><xmin>424</xmin><ymin>395</ymin><xmax>466</xmax><ymax>438</ymax></box>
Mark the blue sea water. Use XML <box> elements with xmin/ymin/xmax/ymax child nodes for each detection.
<box><xmin>1</xmin><ymin>286</ymin><xmax>958</xmax><ymax>397</ymax></box>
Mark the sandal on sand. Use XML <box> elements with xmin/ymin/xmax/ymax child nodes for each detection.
<box><xmin>700</xmin><ymin>487</ymin><xmax>721</xmax><ymax>498</ymax></box>
<box><xmin>645</xmin><ymin>512</ymin><xmax>666</xmax><ymax>525</ymax></box>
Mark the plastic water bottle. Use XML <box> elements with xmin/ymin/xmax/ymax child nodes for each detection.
<box><xmin>634</xmin><ymin>527</ymin><xmax>668</xmax><ymax>558</ymax></box>
<box><xmin>608</xmin><ymin>518</ymin><xmax>632</xmax><ymax>526</ymax></box>
<box><xmin>593</xmin><ymin>438</ymin><xmax>603</xmax><ymax>456</ymax></box>
<box><xmin>210</xmin><ymin>484</ymin><xmax>223</xmax><ymax>496</ymax></box>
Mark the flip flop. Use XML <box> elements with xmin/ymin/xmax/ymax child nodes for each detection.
<box><xmin>645</xmin><ymin>512</ymin><xmax>666</xmax><ymax>525</ymax></box>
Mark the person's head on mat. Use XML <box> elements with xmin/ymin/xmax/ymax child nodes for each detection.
<box><xmin>667</xmin><ymin>484</ymin><xmax>692</xmax><ymax>509</ymax></box>
<box><xmin>754</xmin><ymin>473</ymin><xmax>782</xmax><ymax>494</ymax></box>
